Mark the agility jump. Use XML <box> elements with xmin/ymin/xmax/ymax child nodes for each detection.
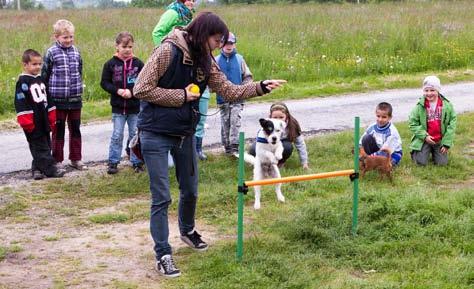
<box><xmin>236</xmin><ymin>117</ymin><xmax>361</xmax><ymax>262</ymax></box>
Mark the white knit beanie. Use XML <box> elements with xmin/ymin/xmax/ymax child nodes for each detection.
<box><xmin>422</xmin><ymin>75</ymin><xmax>441</xmax><ymax>92</ymax></box>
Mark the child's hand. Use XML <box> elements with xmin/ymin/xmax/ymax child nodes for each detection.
<box><xmin>440</xmin><ymin>146</ymin><xmax>449</xmax><ymax>154</ymax></box>
<box><xmin>124</xmin><ymin>89</ymin><xmax>132</xmax><ymax>99</ymax></box>
<box><xmin>425</xmin><ymin>135</ymin><xmax>436</xmax><ymax>145</ymax></box>
<box><xmin>117</xmin><ymin>89</ymin><xmax>125</xmax><ymax>97</ymax></box>
<box><xmin>302</xmin><ymin>163</ymin><xmax>310</xmax><ymax>170</ymax></box>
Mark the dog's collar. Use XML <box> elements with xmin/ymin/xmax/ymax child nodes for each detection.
<box><xmin>256</xmin><ymin>137</ymin><xmax>268</xmax><ymax>144</ymax></box>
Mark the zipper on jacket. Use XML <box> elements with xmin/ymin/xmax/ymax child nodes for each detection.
<box><xmin>123</xmin><ymin>59</ymin><xmax>128</xmax><ymax>115</ymax></box>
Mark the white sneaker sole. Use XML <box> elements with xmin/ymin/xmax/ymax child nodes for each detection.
<box><xmin>156</xmin><ymin>264</ymin><xmax>181</xmax><ymax>278</ymax></box>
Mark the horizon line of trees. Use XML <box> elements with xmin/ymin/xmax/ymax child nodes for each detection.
<box><xmin>0</xmin><ymin>0</ymin><xmax>409</xmax><ymax>10</ymax></box>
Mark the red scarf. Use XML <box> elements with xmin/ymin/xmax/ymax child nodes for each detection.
<box><xmin>425</xmin><ymin>96</ymin><xmax>443</xmax><ymax>143</ymax></box>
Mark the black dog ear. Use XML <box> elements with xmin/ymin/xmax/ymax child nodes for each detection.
<box><xmin>260</xmin><ymin>118</ymin><xmax>274</xmax><ymax>134</ymax></box>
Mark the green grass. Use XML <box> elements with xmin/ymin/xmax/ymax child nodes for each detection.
<box><xmin>88</xmin><ymin>212</ymin><xmax>129</xmax><ymax>224</ymax></box>
<box><xmin>0</xmin><ymin>192</ymin><xmax>29</xmax><ymax>218</ymax></box>
<box><xmin>1</xmin><ymin>113</ymin><xmax>473</xmax><ymax>287</ymax></box>
<box><xmin>0</xmin><ymin>246</ymin><xmax>6</xmax><ymax>261</ymax></box>
<box><xmin>0</xmin><ymin>244</ymin><xmax>24</xmax><ymax>262</ymax></box>
<box><xmin>0</xmin><ymin>2</ymin><xmax>473</xmax><ymax>120</ymax></box>
<box><xmin>156</xmin><ymin>114</ymin><xmax>473</xmax><ymax>289</ymax></box>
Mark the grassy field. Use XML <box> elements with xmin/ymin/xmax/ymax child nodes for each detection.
<box><xmin>0</xmin><ymin>113</ymin><xmax>473</xmax><ymax>288</ymax></box>
<box><xmin>0</xmin><ymin>2</ymin><xmax>473</xmax><ymax>121</ymax></box>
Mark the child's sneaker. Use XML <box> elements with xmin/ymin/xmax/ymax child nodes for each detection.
<box><xmin>180</xmin><ymin>230</ymin><xmax>208</xmax><ymax>251</ymax></box>
<box><xmin>32</xmin><ymin>170</ymin><xmax>45</xmax><ymax>180</ymax></box>
<box><xmin>156</xmin><ymin>254</ymin><xmax>181</xmax><ymax>278</ymax></box>
<box><xmin>70</xmin><ymin>160</ymin><xmax>87</xmax><ymax>170</ymax></box>
<box><xmin>50</xmin><ymin>169</ymin><xmax>66</xmax><ymax>178</ymax></box>
<box><xmin>133</xmin><ymin>163</ymin><xmax>144</xmax><ymax>173</ymax></box>
<box><xmin>107</xmin><ymin>163</ymin><xmax>119</xmax><ymax>174</ymax></box>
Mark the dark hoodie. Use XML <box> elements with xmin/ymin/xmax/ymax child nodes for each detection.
<box><xmin>100</xmin><ymin>55</ymin><xmax>144</xmax><ymax>114</ymax></box>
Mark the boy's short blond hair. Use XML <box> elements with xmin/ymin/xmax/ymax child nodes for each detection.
<box><xmin>53</xmin><ymin>19</ymin><xmax>75</xmax><ymax>36</ymax></box>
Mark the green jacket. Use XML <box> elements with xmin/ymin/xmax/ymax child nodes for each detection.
<box><xmin>152</xmin><ymin>10</ymin><xmax>188</xmax><ymax>46</ymax></box>
<box><xmin>408</xmin><ymin>94</ymin><xmax>457</xmax><ymax>151</ymax></box>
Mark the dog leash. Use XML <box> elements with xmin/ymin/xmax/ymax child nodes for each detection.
<box><xmin>193</xmin><ymin>107</ymin><xmax>223</xmax><ymax>117</ymax></box>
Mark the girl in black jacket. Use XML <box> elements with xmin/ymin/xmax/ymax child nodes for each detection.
<box><xmin>100</xmin><ymin>31</ymin><xmax>144</xmax><ymax>174</ymax></box>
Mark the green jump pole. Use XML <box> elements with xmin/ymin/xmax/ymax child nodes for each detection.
<box><xmin>236</xmin><ymin>132</ymin><xmax>245</xmax><ymax>262</ymax></box>
<box><xmin>352</xmin><ymin>116</ymin><xmax>360</xmax><ymax>236</ymax></box>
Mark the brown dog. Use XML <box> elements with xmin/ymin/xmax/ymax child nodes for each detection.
<box><xmin>359</xmin><ymin>147</ymin><xmax>393</xmax><ymax>181</ymax></box>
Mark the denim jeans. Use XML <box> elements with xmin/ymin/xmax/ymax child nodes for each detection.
<box><xmin>108</xmin><ymin>113</ymin><xmax>141</xmax><ymax>165</ymax></box>
<box><xmin>140</xmin><ymin>130</ymin><xmax>198</xmax><ymax>260</ymax></box>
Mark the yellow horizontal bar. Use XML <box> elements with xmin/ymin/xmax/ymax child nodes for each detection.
<box><xmin>244</xmin><ymin>169</ymin><xmax>355</xmax><ymax>187</ymax></box>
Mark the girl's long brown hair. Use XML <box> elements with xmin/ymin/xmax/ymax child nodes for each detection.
<box><xmin>270</xmin><ymin>102</ymin><xmax>301</xmax><ymax>142</ymax></box>
<box><xmin>185</xmin><ymin>12</ymin><xmax>229</xmax><ymax>76</ymax></box>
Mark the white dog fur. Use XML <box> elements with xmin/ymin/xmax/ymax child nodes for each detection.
<box><xmin>244</xmin><ymin>118</ymin><xmax>287</xmax><ymax>209</ymax></box>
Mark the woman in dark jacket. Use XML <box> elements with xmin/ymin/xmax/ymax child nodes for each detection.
<box><xmin>134</xmin><ymin>11</ymin><xmax>285</xmax><ymax>278</ymax></box>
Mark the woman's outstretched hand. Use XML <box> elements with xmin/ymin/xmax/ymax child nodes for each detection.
<box><xmin>262</xmin><ymin>79</ymin><xmax>287</xmax><ymax>91</ymax></box>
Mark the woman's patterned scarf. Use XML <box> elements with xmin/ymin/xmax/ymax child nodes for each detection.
<box><xmin>167</xmin><ymin>1</ymin><xmax>193</xmax><ymax>25</ymax></box>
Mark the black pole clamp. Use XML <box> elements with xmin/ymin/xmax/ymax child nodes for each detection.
<box><xmin>238</xmin><ymin>184</ymin><xmax>248</xmax><ymax>195</ymax></box>
<box><xmin>349</xmin><ymin>172</ymin><xmax>359</xmax><ymax>182</ymax></box>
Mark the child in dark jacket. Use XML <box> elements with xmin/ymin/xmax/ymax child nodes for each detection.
<box><xmin>15</xmin><ymin>49</ymin><xmax>65</xmax><ymax>180</ymax></box>
<box><xmin>101</xmin><ymin>31</ymin><xmax>144</xmax><ymax>174</ymax></box>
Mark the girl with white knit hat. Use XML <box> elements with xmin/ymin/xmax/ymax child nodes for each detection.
<box><xmin>408</xmin><ymin>76</ymin><xmax>457</xmax><ymax>165</ymax></box>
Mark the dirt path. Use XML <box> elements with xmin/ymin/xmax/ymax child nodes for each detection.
<box><xmin>0</xmin><ymin>166</ymin><xmax>218</xmax><ymax>289</ymax></box>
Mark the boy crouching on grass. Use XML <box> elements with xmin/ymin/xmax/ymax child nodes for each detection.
<box><xmin>359</xmin><ymin>102</ymin><xmax>403</xmax><ymax>166</ymax></box>
<box><xmin>15</xmin><ymin>49</ymin><xmax>65</xmax><ymax>180</ymax></box>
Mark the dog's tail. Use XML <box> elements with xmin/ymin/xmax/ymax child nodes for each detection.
<box><xmin>243</xmin><ymin>152</ymin><xmax>256</xmax><ymax>165</ymax></box>
<box><xmin>380</xmin><ymin>148</ymin><xmax>392</xmax><ymax>162</ymax></box>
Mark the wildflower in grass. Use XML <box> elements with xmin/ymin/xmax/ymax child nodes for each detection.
<box><xmin>356</xmin><ymin>56</ymin><xmax>363</xmax><ymax>64</ymax></box>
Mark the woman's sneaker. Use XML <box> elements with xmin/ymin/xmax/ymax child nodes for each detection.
<box><xmin>156</xmin><ymin>254</ymin><xmax>181</xmax><ymax>278</ymax></box>
<box><xmin>180</xmin><ymin>230</ymin><xmax>208</xmax><ymax>251</ymax></box>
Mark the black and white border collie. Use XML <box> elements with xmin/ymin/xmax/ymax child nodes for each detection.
<box><xmin>244</xmin><ymin>118</ymin><xmax>287</xmax><ymax>209</ymax></box>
